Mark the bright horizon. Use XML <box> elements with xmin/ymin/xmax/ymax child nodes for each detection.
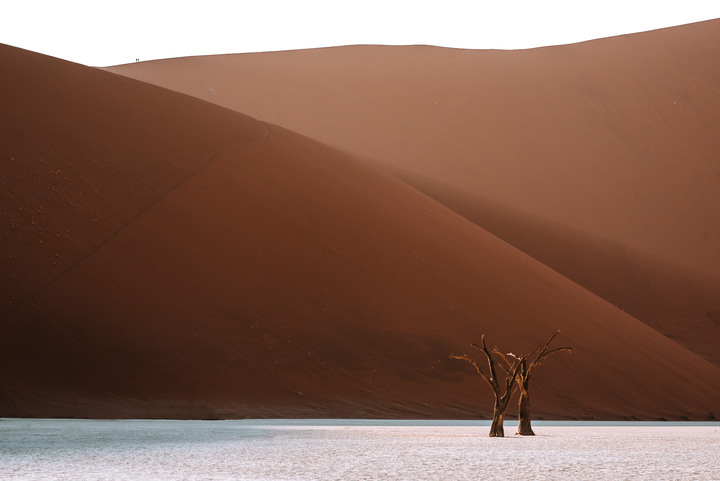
<box><xmin>2</xmin><ymin>0</ymin><xmax>720</xmax><ymax>66</ymax></box>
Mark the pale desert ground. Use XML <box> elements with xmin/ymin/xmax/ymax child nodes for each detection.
<box><xmin>1</xmin><ymin>419</ymin><xmax>719</xmax><ymax>480</ymax></box>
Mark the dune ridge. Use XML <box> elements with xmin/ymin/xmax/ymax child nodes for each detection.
<box><xmin>105</xmin><ymin>19</ymin><xmax>720</xmax><ymax>365</ymax></box>
<box><xmin>2</xmin><ymin>40</ymin><xmax>720</xmax><ymax>420</ymax></box>
<box><xmin>1</xmin><ymin>44</ymin><xmax>268</xmax><ymax>318</ymax></box>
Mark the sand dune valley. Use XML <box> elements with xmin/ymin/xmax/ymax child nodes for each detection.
<box><xmin>2</xmin><ymin>20</ymin><xmax>720</xmax><ymax>422</ymax></box>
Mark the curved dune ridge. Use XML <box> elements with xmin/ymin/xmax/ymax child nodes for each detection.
<box><xmin>1</xmin><ymin>28</ymin><xmax>719</xmax><ymax>420</ymax></box>
<box><xmin>105</xmin><ymin>19</ymin><xmax>720</xmax><ymax>366</ymax></box>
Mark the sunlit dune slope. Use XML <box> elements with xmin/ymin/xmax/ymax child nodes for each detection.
<box><xmin>105</xmin><ymin>20</ymin><xmax>720</xmax><ymax>363</ymax></box>
<box><xmin>2</xmin><ymin>44</ymin><xmax>720</xmax><ymax>420</ymax></box>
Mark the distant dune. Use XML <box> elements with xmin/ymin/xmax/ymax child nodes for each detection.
<box><xmin>2</xmin><ymin>22</ymin><xmax>720</xmax><ymax>421</ymax></box>
<box><xmin>106</xmin><ymin>20</ymin><xmax>720</xmax><ymax>366</ymax></box>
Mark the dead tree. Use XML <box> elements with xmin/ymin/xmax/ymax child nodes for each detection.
<box><xmin>496</xmin><ymin>331</ymin><xmax>572</xmax><ymax>436</ymax></box>
<box><xmin>450</xmin><ymin>335</ymin><xmax>525</xmax><ymax>437</ymax></box>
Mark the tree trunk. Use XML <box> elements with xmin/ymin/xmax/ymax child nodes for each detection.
<box><xmin>489</xmin><ymin>402</ymin><xmax>505</xmax><ymax>437</ymax></box>
<box><xmin>450</xmin><ymin>336</ymin><xmax>528</xmax><ymax>438</ymax></box>
<box><xmin>516</xmin><ymin>387</ymin><xmax>535</xmax><ymax>436</ymax></box>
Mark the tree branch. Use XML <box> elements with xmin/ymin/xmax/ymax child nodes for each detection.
<box><xmin>492</xmin><ymin>348</ymin><xmax>513</xmax><ymax>374</ymax></box>
<box><xmin>449</xmin><ymin>353</ymin><xmax>492</xmax><ymax>387</ymax></box>
<box><xmin>526</xmin><ymin>331</ymin><xmax>572</xmax><ymax>377</ymax></box>
<box><xmin>534</xmin><ymin>331</ymin><xmax>560</xmax><ymax>359</ymax></box>
<box><xmin>472</xmin><ymin>335</ymin><xmax>499</xmax><ymax>387</ymax></box>
<box><xmin>500</xmin><ymin>356</ymin><xmax>525</xmax><ymax>403</ymax></box>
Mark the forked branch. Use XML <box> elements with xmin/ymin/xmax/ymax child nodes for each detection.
<box><xmin>526</xmin><ymin>331</ymin><xmax>572</xmax><ymax>376</ymax></box>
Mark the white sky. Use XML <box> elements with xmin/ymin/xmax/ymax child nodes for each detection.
<box><xmin>2</xmin><ymin>1</ymin><xmax>719</xmax><ymax>67</ymax></box>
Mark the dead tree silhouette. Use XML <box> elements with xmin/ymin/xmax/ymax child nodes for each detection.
<box><xmin>450</xmin><ymin>335</ymin><xmax>526</xmax><ymax>437</ymax></box>
<box><xmin>495</xmin><ymin>331</ymin><xmax>572</xmax><ymax>435</ymax></box>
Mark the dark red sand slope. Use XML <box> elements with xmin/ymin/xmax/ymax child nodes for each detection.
<box><xmin>2</xmin><ymin>44</ymin><xmax>720</xmax><ymax>420</ymax></box>
<box><xmin>105</xmin><ymin>20</ymin><xmax>720</xmax><ymax>365</ymax></box>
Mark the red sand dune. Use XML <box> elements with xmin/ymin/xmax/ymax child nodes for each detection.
<box><xmin>2</xmin><ymin>35</ymin><xmax>720</xmax><ymax>420</ymax></box>
<box><xmin>105</xmin><ymin>20</ymin><xmax>720</xmax><ymax>365</ymax></box>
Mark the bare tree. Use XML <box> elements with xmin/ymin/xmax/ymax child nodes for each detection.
<box><xmin>496</xmin><ymin>331</ymin><xmax>572</xmax><ymax>436</ymax></box>
<box><xmin>450</xmin><ymin>335</ymin><xmax>525</xmax><ymax>437</ymax></box>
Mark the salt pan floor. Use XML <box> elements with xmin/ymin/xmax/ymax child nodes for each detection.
<box><xmin>1</xmin><ymin>419</ymin><xmax>719</xmax><ymax>480</ymax></box>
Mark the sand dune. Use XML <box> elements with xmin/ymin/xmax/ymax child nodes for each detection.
<box><xmin>397</xmin><ymin>170</ymin><xmax>720</xmax><ymax>366</ymax></box>
<box><xmin>105</xmin><ymin>20</ymin><xmax>720</xmax><ymax>364</ymax></box>
<box><xmin>1</xmin><ymin>44</ymin><xmax>268</xmax><ymax>319</ymax></box>
<box><xmin>2</xmin><ymin>42</ymin><xmax>720</xmax><ymax>420</ymax></box>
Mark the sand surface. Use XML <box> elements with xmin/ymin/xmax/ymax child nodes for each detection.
<box><xmin>2</xmin><ymin>21</ymin><xmax>720</xmax><ymax>420</ymax></box>
<box><xmin>106</xmin><ymin>20</ymin><xmax>720</xmax><ymax>365</ymax></box>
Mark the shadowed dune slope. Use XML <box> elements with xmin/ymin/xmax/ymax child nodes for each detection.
<box><xmin>1</xmin><ymin>44</ymin><xmax>268</xmax><ymax>317</ymax></box>
<box><xmin>2</xmin><ymin>44</ymin><xmax>720</xmax><ymax>420</ymax></box>
<box><xmin>396</xmin><ymin>170</ymin><xmax>720</xmax><ymax>366</ymax></box>
<box><xmin>105</xmin><ymin>20</ymin><xmax>720</xmax><ymax>362</ymax></box>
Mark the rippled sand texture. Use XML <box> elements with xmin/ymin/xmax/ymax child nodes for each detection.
<box><xmin>1</xmin><ymin>420</ymin><xmax>719</xmax><ymax>480</ymax></box>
